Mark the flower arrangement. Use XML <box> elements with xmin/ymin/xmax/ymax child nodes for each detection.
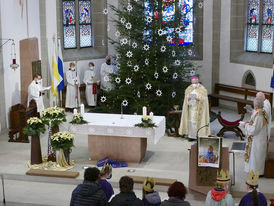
<box><xmin>41</xmin><ymin>106</ymin><xmax>66</xmax><ymax>127</ymax></box>
<box><xmin>134</xmin><ymin>116</ymin><xmax>157</xmax><ymax>128</ymax></box>
<box><xmin>70</xmin><ymin>113</ymin><xmax>88</xmax><ymax>124</ymax></box>
<box><xmin>50</xmin><ymin>131</ymin><xmax>74</xmax><ymax>150</ymax></box>
<box><xmin>23</xmin><ymin>117</ymin><xmax>46</xmax><ymax>136</ymax></box>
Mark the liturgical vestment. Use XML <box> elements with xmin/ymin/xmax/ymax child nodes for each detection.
<box><xmin>65</xmin><ymin>69</ymin><xmax>80</xmax><ymax>108</ymax></box>
<box><xmin>27</xmin><ymin>80</ymin><xmax>44</xmax><ymax>114</ymax></box>
<box><xmin>179</xmin><ymin>84</ymin><xmax>210</xmax><ymax>139</ymax></box>
<box><xmin>83</xmin><ymin>69</ymin><xmax>99</xmax><ymax>106</ymax></box>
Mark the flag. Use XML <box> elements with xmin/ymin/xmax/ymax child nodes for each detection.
<box><xmin>271</xmin><ymin>60</ymin><xmax>274</xmax><ymax>89</ymax></box>
<box><xmin>51</xmin><ymin>39</ymin><xmax>63</xmax><ymax>97</ymax></box>
<box><xmin>57</xmin><ymin>38</ymin><xmax>65</xmax><ymax>91</ymax></box>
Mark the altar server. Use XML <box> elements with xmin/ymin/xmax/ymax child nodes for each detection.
<box><xmin>100</xmin><ymin>56</ymin><xmax>114</xmax><ymax>91</ymax></box>
<box><xmin>27</xmin><ymin>74</ymin><xmax>44</xmax><ymax>114</ymax></box>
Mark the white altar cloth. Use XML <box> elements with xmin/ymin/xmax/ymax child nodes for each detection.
<box><xmin>69</xmin><ymin>113</ymin><xmax>166</xmax><ymax>144</ymax></box>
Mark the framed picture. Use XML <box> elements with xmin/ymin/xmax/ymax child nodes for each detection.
<box><xmin>198</xmin><ymin>136</ymin><xmax>221</xmax><ymax>168</ymax></box>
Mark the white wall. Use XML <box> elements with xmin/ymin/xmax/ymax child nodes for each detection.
<box><xmin>1</xmin><ymin>0</ymin><xmax>41</xmax><ymax>127</ymax></box>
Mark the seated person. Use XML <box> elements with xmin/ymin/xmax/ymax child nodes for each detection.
<box><xmin>99</xmin><ymin>165</ymin><xmax>114</xmax><ymax>202</ymax></box>
<box><xmin>205</xmin><ymin>145</ymin><xmax>217</xmax><ymax>163</ymax></box>
<box><xmin>142</xmin><ymin>177</ymin><xmax>161</xmax><ymax>206</ymax></box>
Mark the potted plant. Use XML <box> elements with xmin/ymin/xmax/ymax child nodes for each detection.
<box><xmin>70</xmin><ymin>113</ymin><xmax>88</xmax><ymax>125</ymax></box>
<box><xmin>23</xmin><ymin>117</ymin><xmax>46</xmax><ymax>164</ymax></box>
<box><xmin>50</xmin><ymin>131</ymin><xmax>74</xmax><ymax>166</ymax></box>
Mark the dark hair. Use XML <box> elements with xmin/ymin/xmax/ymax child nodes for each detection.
<box><xmin>33</xmin><ymin>74</ymin><xmax>41</xmax><ymax>79</ymax></box>
<box><xmin>119</xmin><ymin>176</ymin><xmax>134</xmax><ymax>193</ymax></box>
<box><xmin>249</xmin><ymin>184</ymin><xmax>259</xmax><ymax>206</ymax></box>
<box><xmin>89</xmin><ymin>62</ymin><xmax>94</xmax><ymax>66</ymax></box>
<box><xmin>168</xmin><ymin>181</ymin><xmax>187</xmax><ymax>199</ymax></box>
<box><xmin>84</xmin><ymin>167</ymin><xmax>100</xmax><ymax>182</ymax></box>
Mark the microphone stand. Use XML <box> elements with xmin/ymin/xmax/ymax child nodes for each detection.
<box><xmin>196</xmin><ymin>123</ymin><xmax>209</xmax><ymax>139</ymax></box>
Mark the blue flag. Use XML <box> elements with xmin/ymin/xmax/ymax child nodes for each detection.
<box><xmin>57</xmin><ymin>38</ymin><xmax>65</xmax><ymax>91</ymax></box>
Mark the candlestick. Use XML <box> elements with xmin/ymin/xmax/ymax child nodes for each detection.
<box><xmin>73</xmin><ymin>108</ymin><xmax>77</xmax><ymax>115</ymax></box>
<box><xmin>80</xmin><ymin>104</ymin><xmax>85</xmax><ymax>115</ymax></box>
<box><xmin>149</xmin><ymin>112</ymin><xmax>154</xmax><ymax>121</ymax></box>
<box><xmin>142</xmin><ymin>106</ymin><xmax>147</xmax><ymax>117</ymax></box>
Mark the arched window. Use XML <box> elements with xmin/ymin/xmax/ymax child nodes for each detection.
<box><xmin>242</xmin><ymin>70</ymin><xmax>256</xmax><ymax>88</ymax></box>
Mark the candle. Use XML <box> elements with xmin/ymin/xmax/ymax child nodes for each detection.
<box><xmin>142</xmin><ymin>106</ymin><xmax>147</xmax><ymax>117</ymax></box>
<box><xmin>80</xmin><ymin>104</ymin><xmax>85</xmax><ymax>115</ymax></box>
<box><xmin>149</xmin><ymin>112</ymin><xmax>154</xmax><ymax>121</ymax></box>
<box><xmin>73</xmin><ymin>108</ymin><xmax>77</xmax><ymax>115</ymax></box>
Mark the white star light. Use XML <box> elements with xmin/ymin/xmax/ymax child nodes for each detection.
<box><xmin>101</xmin><ymin>96</ymin><xmax>107</xmax><ymax>103</ymax></box>
<box><xmin>132</xmin><ymin>42</ymin><xmax>138</xmax><ymax>48</ymax></box>
<box><xmin>127</xmin><ymin>4</ymin><xmax>133</xmax><ymax>12</ymax></box>
<box><xmin>175</xmin><ymin>59</ymin><xmax>181</xmax><ymax>66</ymax></box>
<box><xmin>160</xmin><ymin>45</ymin><xmax>166</xmax><ymax>52</ymax></box>
<box><xmin>154</xmin><ymin>72</ymin><xmax>159</xmax><ymax>79</ymax></box>
<box><xmin>104</xmin><ymin>76</ymin><xmax>110</xmax><ymax>82</ymax></box>
<box><xmin>127</xmin><ymin>60</ymin><xmax>132</xmax><ymax>67</ymax></box>
<box><xmin>125</xmin><ymin>77</ymin><xmax>132</xmax><ymax>85</ymax></box>
<box><xmin>158</xmin><ymin>29</ymin><xmax>164</xmax><ymax>36</ymax></box>
<box><xmin>162</xmin><ymin>66</ymin><xmax>168</xmax><ymax>73</ymax></box>
<box><xmin>115</xmin><ymin>31</ymin><xmax>120</xmax><ymax>37</ymax></box>
<box><xmin>198</xmin><ymin>2</ymin><xmax>203</xmax><ymax>8</ymax></box>
<box><xmin>137</xmin><ymin>91</ymin><xmax>141</xmax><ymax>98</ymax></box>
<box><xmin>102</xmin><ymin>8</ymin><xmax>108</xmax><ymax>15</ymax></box>
<box><xmin>172</xmin><ymin>50</ymin><xmax>176</xmax><ymax>57</ymax></box>
<box><xmin>167</xmin><ymin>35</ymin><xmax>172</xmax><ymax>42</ymax></box>
<box><xmin>173</xmin><ymin>72</ymin><xmax>178</xmax><ymax>79</ymax></box>
<box><xmin>115</xmin><ymin>77</ymin><xmax>121</xmax><ymax>84</ymax></box>
<box><xmin>126</xmin><ymin>51</ymin><xmax>133</xmax><ymax>58</ymax></box>
<box><xmin>134</xmin><ymin>65</ymin><xmax>139</xmax><ymax>72</ymax></box>
<box><xmin>120</xmin><ymin>17</ymin><xmax>126</xmax><ymax>24</ymax></box>
<box><xmin>175</xmin><ymin>27</ymin><xmax>181</xmax><ymax>33</ymax></box>
<box><xmin>190</xmin><ymin>69</ymin><xmax>196</xmax><ymax>76</ymax></box>
<box><xmin>156</xmin><ymin>89</ymin><xmax>162</xmax><ymax>96</ymax></box>
<box><xmin>145</xmin><ymin>83</ymin><xmax>152</xmax><ymax>90</ymax></box>
<box><xmin>125</xmin><ymin>22</ymin><xmax>132</xmax><ymax>30</ymax></box>
<box><xmin>188</xmin><ymin>49</ymin><xmax>193</xmax><ymax>56</ymax></box>
<box><xmin>147</xmin><ymin>16</ymin><xmax>152</xmax><ymax>23</ymax></box>
<box><xmin>122</xmin><ymin>99</ymin><xmax>128</xmax><ymax>107</ymax></box>
<box><xmin>172</xmin><ymin>91</ymin><xmax>176</xmax><ymax>98</ymax></box>
<box><xmin>120</xmin><ymin>38</ymin><xmax>128</xmax><ymax>45</ymax></box>
<box><xmin>143</xmin><ymin>44</ymin><xmax>150</xmax><ymax>51</ymax></box>
<box><xmin>145</xmin><ymin>59</ymin><xmax>149</xmax><ymax>65</ymax></box>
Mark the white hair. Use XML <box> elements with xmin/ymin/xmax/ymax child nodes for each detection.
<box><xmin>254</xmin><ymin>97</ymin><xmax>264</xmax><ymax>109</ymax></box>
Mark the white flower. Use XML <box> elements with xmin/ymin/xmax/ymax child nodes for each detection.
<box><xmin>101</xmin><ymin>96</ymin><xmax>107</xmax><ymax>103</ymax></box>
<box><xmin>162</xmin><ymin>66</ymin><xmax>168</xmax><ymax>73</ymax></box>
<box><xmin>173</xmin><ymin>72</ymin><xmax>178</xmax><ymax>79</ymax></box>
<box><xmin>147</xmin><ymin>16</ymin><xmax>152</xmax><ymax>23</ymax></box>
<box><xmin>120</xmin><ymin>17</ymin><xmax>126</xmax><ymax>24</ymax></box>
<box><xmin>175</xmin><ymin>59</ymin><xmax>181</xmax><ymax>66</ymax></box>
<box><xmin>167</xmin><ymin>35</ymin><xmax>172</xmax><ymax>42</ymax></box>
<box><xmin>198</xmin><ymin>2</ymin><xmax>203</xmax><ymax>8</ymax></box>
<box><xmin>127</xmin><ymin>60</ymin><xmax>132</xmax><ymax>67</ymax></box>
<box><xmin>175</xmin><ymin>27</ymin><xmax>181</xmax><ymax>33</ymax></box>
<box><xmin>127</xmin><ymin>4</ymin><xmax>133</xmax><ymax>12</ymax></box>
<box><xmin>172</xmin><ymin>50</ymin><xmax>176</xmax><ymax>57</ymax></box>
<box><xmin>156</xmin><ymin>89</ymin><xmax>162</xmax><ymax>96</ymax></box>
<box><xmin>190</xmin><ymin>69</ymin><xmax>196</xmax><ymax>76</ymax></box>
<box><xmin>160</xmin><ymin>45</ymin><xmax>166</xmax><ymax>52</ymax></box>
<box><xmin>172</xmin><ymin>91</ymin><xmax>176</xmax><ymax>98</ymax></box>
<box><xmin>115</xmin><ymin>77</ymin><xmax>121</xmax><ymax>84</ymax></box>
<box><xmin>158</xmin><ymin>29</ymin><xmax>164</xmax><ymax>36</ymax></box>
<box><xmin>145</xmin><ymin>83</ymin><xmax>152</xmax><ymax>90</ymax></box>
<box><xmin>137</xmin><ymin>91</ymin><xmax>141</xmax><ymax>98</ymax></box>
<box><xmin>104</xmin><ymin>76</ymin><xmax>110</xmax><ymax>82</ymax></box>
<box><xmin>122</xmin><ymin>99</ymin><xmax>128</xmax><ymax>107</ymax></box>
<box><xmin>125</xmin><ymin>77</ymin><xmax>132</xmax><ymax>85</ymax></box>
<box><xmin>125</xmin><ymin>22</ymin><xmax>132</xmax><ymax>30</ymax></box>
<box><xmin>188</xmin><ymin>49</ymin><xmax>193</xmax><ymax>56</ymax></box>
<box><xmin>132</xmin><ymin>42</ymin><xmax>138</xmax><ymax>48</ymax></box>
<box><xmin>143</xmin><ymin>44</ymin><xmax>150</xmax><ymax>51</ymax></box>
<box><xmin>115</xmin><ymin>31</ymin><xmax>120</xmax><ymax>37</ymax></box>
<box><xmin>102</xmin><ymin>8</ymin><xmax>108</xmax><ymax>15</ymax></box>
<box><xmin>126</xmin><ymin>51</ymin><xmax>133</xmax><ymax>58</ymax></box>
<box><xmin>145</xmin><ymin>59</ymin><xmax>149</xmax><ymax>65</ymax></box>
<box><xmin>134</xmin><ymin>65</ymin><xmax>139</xmax><ymax>72</ymax></box>
<box><xmin>154</xmin><ymin>72</ymin><xmax>159</xmax><ymax>79</ymax></box>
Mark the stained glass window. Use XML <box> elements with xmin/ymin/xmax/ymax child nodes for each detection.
<box><xmin>144</xmin><ymin>0</ymin><xmax>193</xmax><ymax>45</ymax></box>
<box><xmin>246</xmin><ymin>0</ymin><xmax>274</xmax><ymax>53</ymax></box>
<box><xmin>62</xmin><ymin>0</ymin><xmax>93</xmax><ymax>49</ymax></box>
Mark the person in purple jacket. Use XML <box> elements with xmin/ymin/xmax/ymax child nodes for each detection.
<box><xmin>239</xmin><ymin>170</ymin><xmax>267</xmax><ymax>206</ymax></box>
<box><xmin>99</xmin><ymin>164</ymin><xmax>114</xmax><ymax>202</ymax></box>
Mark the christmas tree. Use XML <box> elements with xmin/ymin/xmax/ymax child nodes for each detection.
<box><xmin>101</xmin><ymin>0</ymin><xmax>198</xmax><ymax>115</ymax></box>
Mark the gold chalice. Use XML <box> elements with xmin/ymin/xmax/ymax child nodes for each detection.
<box><xmin>173</xmin><ymin>105</ymin><xmax>180</xmax><ymax>111</ymax></box>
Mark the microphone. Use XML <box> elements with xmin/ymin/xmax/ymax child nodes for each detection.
<box><xmin>196</xmin><ymin>123</ymin><xmax>209</xmax><ymax>139</ymax></box>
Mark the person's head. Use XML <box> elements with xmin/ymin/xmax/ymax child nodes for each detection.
<box><xmin>105</xmin><ymin>56</ymin><xmax>111</xmax><ymax>65</ymax></box>
<box><xmin>216</xmin><ymin>169</ymin><xmax>230</xmax><ymax>191</ymax></box>
<box><xmin>191</xmin><ymin>76</ymin><xmax>199</xmax><ymax>86</ymax></box>
<box><xmin>84</xmin><ymin>167</ymin><xmax>100</xmax><ymax>183</ymax></box>
<box><xmin>119</xmin><ymin>176</ymin><xmax>134</xmax><ymax>193</ymax></box>
<box><xmin>89</xmin><ymin>62</ymin><xmax>94</xmax><ymax>70</ymax></box>
<box><xmin>256</xmin><ymin>92</ymin><xmax>266</xmax><ymax>101</ymax></box>
<box><xmin>246</xmin><ymin>170</ymin><xmax>259</xmax><ymax>206</ymax></box>
<box><xmin>100</xmin><ymin>165</ymin><xmax>112</xmax><ymax>179</ymax></box>
<box><xmin>33</xmin><ymin>74</ymin><xmax>41</xmax><ymax>83</ymax></box>
<box><xmin>253</xmin><ymin>97</ymin><xmax>264</xmax><ymax>110</ymax></box>
<box><xmin>208</xmin><ymin>145</ymin><xmax>213</xmax><ymax>153</ymax></box>
<box><xmin>167</xmin><ymin>181</ymin><xmax>187</xmax><ymax>200</ymax></box>
<box><xmin>143</xmin><ymin>177</ymin><xmax>155</xmax><ymax>197</ymax></box>
<box><xmin>70</xmin><ymin>62</ymin><xmax>76</xmax><ymax>70</ymax></box>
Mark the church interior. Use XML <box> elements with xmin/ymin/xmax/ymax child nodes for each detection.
<box><xmin>0</xmin><ymin>0</ymin><xmax>274</xmax><ymax>205</ymax></box>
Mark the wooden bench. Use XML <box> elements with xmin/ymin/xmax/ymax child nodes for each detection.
<box><xmin>129</xmin><ymin>175</ymin><xmax>177</xmax><ymax>187</ymax></box>
<box><xmin>209</xmin><ymin>84</ymin><xmax>273</xmax><ymax>114</ymax></box>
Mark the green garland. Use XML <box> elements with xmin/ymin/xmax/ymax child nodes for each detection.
<box><xmin>70</xmin><ymin>113</ymin><xmax>88</xmax><ymax>125</ymax></box>
<box><xmin>134</xmin><ymin>116</ymin><xmax>157</xmax><ymax>128</ymax></box>
<box><xmin>23</xmin><ymin>117</ymin><xmax>46</xmax><ymax>136</ymax></box>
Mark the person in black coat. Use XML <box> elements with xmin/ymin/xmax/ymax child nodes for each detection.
<box><xmin>70</xmin><ymin>167</ymin><xmax>107</xmax><ymax>206</ymax></box>
<box><xmin>110</xmin><ymin>176</ymin><xmax>144</xmax><ymax>206</ymax></box>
